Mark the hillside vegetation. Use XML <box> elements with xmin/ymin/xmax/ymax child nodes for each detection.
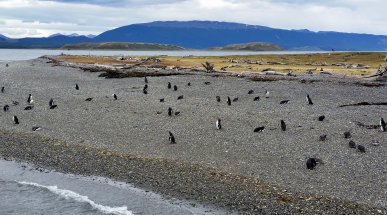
<box><xmin>211</xmin><ymin>42</ymin><xmax>282</xmax><ymax>51</ymax></box>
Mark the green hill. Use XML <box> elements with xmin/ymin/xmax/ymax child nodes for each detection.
<box><xmin>61</xmin><ymin>42</ymin><xmax>185</xmax><ymax>50</ymax></box>
<box><xmin>211</xmin><ymin>42</ymin><xmax>282</xmax><ymax>51</ymax></box>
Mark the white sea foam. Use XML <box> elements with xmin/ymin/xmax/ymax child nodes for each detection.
<box><xmin>18</xmin><ymin>181</ymin><xmax>134</xmax><ymax>215</ymax></box>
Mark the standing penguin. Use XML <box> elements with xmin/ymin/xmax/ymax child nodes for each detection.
<box><xmin>75</xmin><ymin>83</ymin><xmax>79</xmax><ymax>90</ymax></box>
<box><xmin>169</xmin><ymin>131</ymin><xmax>176</xmax><ymax>144</ymax></box>
<box><xmin>280</xmin><ymin>120</ymin><xmax>286</xmax><ymax>131</ymax></box>
<box><xmin>380</xmin><ymin>117</ymin><xmax>386</xmax><ymax>132</ymax></box>
<box><xmin>168</xmin><ymin>107</ymin><xmax>173</xmax><ymax>116</ymax></box>
<box><xmin>27</xmin><ymin>94</ymin><xmax>33</xmax><ymax>104</ymax></box>
<box><xmin>144</xmin><ymin>76</ymin><xmax>148</xmax><ymax>84</ymax></box>
<box><xmin>265</xmin><ymin>90</ymin><xmax>270</xmax><ymax>98</ymax></box>
<box><xmin>306</xmin><ymin>94</ymin><xmax>313</xmax><ymax>105</ymax></box>
<box><xmin>167</xmin><ymin>82</ymin><xmax>171</xmax><ymax>89</ymax></box>
<box><xmin>13</xmin><ymin>116</ymin><xmax>19</xmax><ymax>124</ymax></box>
<box><xmin>113</xmin><ymin>94</ymin><xmax>118</xmax><ymax>100</ymax></box>
<box><xmin>216</xmin><ymin>119</ymin><xmax>222</xmax><ymax>130</ymax></box>
<box><xmin>227</xmin><ymin>97</ymin><xmax>231</xmax><ymax>106</ymax></box>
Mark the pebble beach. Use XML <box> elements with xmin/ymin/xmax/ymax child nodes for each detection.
<box><xmin>0</xmin><ymin>57</ymin><xmax>386</xmax><ymax>214</ymax></box>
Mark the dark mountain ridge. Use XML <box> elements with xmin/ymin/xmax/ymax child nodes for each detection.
<box><xmin>1</xmin><ymin>21</ymin><xmax>387</xmax><ymax>51</ymax></box>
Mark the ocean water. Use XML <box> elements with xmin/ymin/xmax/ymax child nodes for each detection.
<box><xmin>0</xmin><ymin>160</ymin><xmax>227</xmax><ymax>215</ymax></box>
<box><xmin>0</xmin><ymin>48</ymin><xmax>331</xmax><ymax>62</ymax></box>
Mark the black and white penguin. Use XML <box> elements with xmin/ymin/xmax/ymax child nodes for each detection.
<box><xmin>75</xmin><ymin>83</ymin><xmax>79</xmax><ymax>90</ymax></box>
<box><xmin>306</xmin><ymin>94</ymin><xmax>313</xmax><ymax>105</ymax></box>
<box><xmin>254</xmin><ymin>96</ymin><xmax>260</xmax><ymax>101</ymax></box>
<box><xmin>24</xmin><ymin>106</ymin><xmax>33</xmax><ymax>110</ymax></box>
<box><xmin>254</xmin><ymin>126</ymin><xmax>265</xmax><ymax>132</ymax></box>
<box><xmin>216</xmin><ymin>96</ymin><xmax>221</xmax><ymax>102</ymax></box>
<box><xmin>160</xmin><ymin>98</ymin><xmax>165</xmax><ymax>102</ymax></box>
<box><xmin>319</xmin><ymin>134</ymin><xmax>327</xmax><ymax>141</ymax></box>
<box><xmin>167</xmin><ymin>82</ymin><xmax>171</xmax><ymax>89</ymax></box>
<box><xmin>173</xmin><ymin>85</ymin><xmax>178</xmax><ymax>91</ymax></box>
<box><xmin>168</xmin><ymin>107</ymin><xmax>173</xmax><ymax>116</ymax></box>
<box><xmin>113</xmin><ymin>94</ymin><xmax>118</xmax><ymax>100</ymax></box>
<box><xmin>232</xmin><ymin>97</ymin><xmax>238</xmax><ymax>102</ymax></box>
<box><xmin>265</xmin><ymin>90</ymin><xmax>270</xmax><ymax>98</ymax></box>
<box><xmin>216</xmin><ymin>119</ymin><xmax>222</xmax><ymax>130</ymax></box>
<box><xmin>143</xmin><ymin>85</ymin><xmax>148</xmax><ymax>94</ymax></box>
<box><xmin>318</xmin><ymin>115</ymin><xmax>325</xmax><ymax>121</ymax></box>
<box><xmin>306</xmin><ymin>158</ymin><xmax>317</xmax><ymax>170</ymax></box>
<box><xmin>49</xmin><ymin>105</ymin><xmax>58</xmax><ymax>109</ymax></box>
<box><xmin>343</xmin><ymin>131</ymin><xmax>351</xmax><ymax>139</ymax></box>
<box><xmin>13</xmin><ymin>116</ymin><xmax>19</xmax><ymax>124</ymax></box>
<box><xmin>174</xmin><ymin>111</ymin><xmax>180</xmax><ymax>116</ymax></box>
<box><xmin>177</xmin><ymin>95</ymin><xmax>184</xmax><ymax>100</ymax></box>
<box><xmin>380</xmin><ymin>118</ymin><xmax>386</xmax><ymax>132</ymax></box>
<box><xmin>248</xmin><ymin>90</ymin><xmax>254</xmax><ymax>94</ymax></box>
<box><xmin>49</xmin><ymin>98</ymin><xmax>54</xmax><ymax>107</ymax></box>
<box><xmin>280</xmin><ymin>100</ymin><xmax>289</xmax><ymax>104</ymax></box>
<box><xmin>3</xmin><ymin>105</ymin><xmax>9</xmax><ymax>112</ymax></box>
<box><xmin>144</xmin><ymin>76</ymin><xmax>148</xmax><ymax>84</ymax></box>
<box><xmin>32</xmin><ymin>126</ymin><xmax>41</xmax><ymax>131</ymax></box>
<box><xmin>187</xmin><ymin>82</ymin><xmax>191</xmax><ymax>86</ymax></box>
<box><xmin>85</xmin><ymin>97</ymin><xmax>93</xmax><ymax>101</ymax></box>
<box><xmin>204</xmin><ymin>81</ymin><xmax>211</xmax><ymax>85</ymax></box>
<box><xmin>27</xmin><ymin>94</ymin><xmax>33</xmax><ymax>104</ymax></box>
<box><xmin>348</xmin><ymin>140</ymin><xmax>356</xmax><ymax>148</ymax></box>
<box><xmin>280</xmin><ymin>120</ymin><xmax>286</xmax><ymax>131</ymax></box>
<box><xmin>169</xmin><ymin>131</ymin><xmax>176</xmax><ymax>144</ymax></box>
<box><xmin>357</xmin><ymin>145</ymin><xmax>366</xmax><ymax>153</ymax></box>
<box><xmin>227</xmin><ymin>97</ymin><xmax>231</xmax><ymax>106</ymax></box>
<box><xmin>1</xmin><ymin>87</ymin><xmax>4</xmax><ymax>93</ymax></box>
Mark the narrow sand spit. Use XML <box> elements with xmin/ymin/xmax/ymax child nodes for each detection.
<box><xmin>0</xmin><ymin>58</ymin><xmax>386</xmax><ymax>214</ymax></box>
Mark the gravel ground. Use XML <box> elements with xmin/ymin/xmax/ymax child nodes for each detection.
<box><xmin>0</xmin><ymin>58</ymin><xmax>386</xmax><ymax>214</ymax></box>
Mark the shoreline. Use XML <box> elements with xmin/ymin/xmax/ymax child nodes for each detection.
<box><xmin>0</xmin><ymin>58</ymin><xmax>386</xmax><ymax>214</ymax></box>
<box><xmin>0</xmin><ymin>129</ymin><xmax>384</xmax><ymax>214</ymax></box>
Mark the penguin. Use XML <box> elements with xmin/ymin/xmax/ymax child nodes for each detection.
<box><xmin>144</xmin><ymin>76</ymin><xmax>148</xmax><ymax>84</ymax></box>
<box><xmin>343</xmin><ymin>131</ymin><xmax>351</xmax><ymax>139</ymax></box>
<box><xmin>3</xmin><ymin>105</ymin><xmax>10</xmax><ymax>112</ymax></box>
<box><xmin>348</xmin><ymin>140</ymin><xmax>356</xmax><ymax>148</ymax></box>
<box><xmin>216</xmin><ymin>119</ymin><xmax>222</xmax><ymax>130</ymax></box>
<box><xmin>32</xmin><ymin>126</ymin><xmax>41</xmax><ymax>131</ymax></box>
<box><xmin>27</xmin><ymin>94</ymin><xmax>33</xmax><ymax>104</ymax></box>
<box><xmin>265</xmin><ymin>90</ymin><xmax>270</xmax><ymax>98</ymax></box>
<box><xmin>5</xmin><ymin>63</ymin><xmax>9</xmax><ymax>67</ymax></box>
<box><xmin>13</xmin><ymin>116</ymin><xmax>19</xmax><ymax>124</ymax></box>
<box><xmin>187</xmin><ymin>82</ymin><xmax>191</xmax><ymax>86</ymax></box>
<box><xmin>167</xmin><ymin>82</ymin><xmax>171</xmax><ymax>89</ymax></box>
<box><xmin>168</xmin><ymin>131</ymin><xmax>176</xmax><ymax>144</ymax></box>
<box><xmin>113</xmin><ymin>94</ymin><xmax>118</xmax><ymax>100</ymax></box>
<box><xmin>177</xmin><ymin>95</ymin><xmax>184</xmax><ymax>100</ymax></box>
<box><xmin>85</xmin><ymin>97</ymin><xmax>93</xmax><ymax>101</ymax></box>
<box><xmin>173</xmin><ymin>85</ymin><xmax>178</xmax><ymax>91</ymax></box>
<box><xmin>49</xmin><ymin>98</ymin><xmax>54</xmax><ymax>107</ymax></box>
<box><xmin>306</xmin><ymin>158</ymin><xmax>317</xmax><ymax>170</ymax></box>
<box><xmin>24</xmin><ymin>106</ymin><xmax>33</xmax><ymax>110</ymax></box>
<box><xmin>1</xmin><ymin>86</ymin><xmax>4</xmax><ymax>93</ymax></box>
<box><xmin>306</xmin><ymin>94</ymin><xmax>313</xmax><ymax>105</ymax></box>
<box><xmin>168</xmin><ymin>107</ymin><xmax>173</xmax><ymax>116</ymax></box>
<box><xmin>216</xmin><ymin>96</ymin><xmax>221</xmax><ymax>102</ymax></box>
<box><xmin>280</xmin><ymin>120</ymin><xmax>286</xmax><ymax>131</ymax></box>
<box><xmin>380</xmin><ymin>118</ymin><xmax>386</xmax><ymax>132</ymax></box>
<box><xmin>357</xmin><ymin>145</ymin><xmax>366</xmax><ymax>153</ymax></box>
<box><xmin>248</xmin><ymin>90</ymin><xmax>254</xmax><ymax>94</ymax></box>
<box><xmin>280</xmin><ymin>100</ymin><xmax>289</xmax><ymax>104</ymax></box>
<box><xmin>12</xmin><ymin>101</ymin><xmax>19</xmax><ymax>106</ymax></box>
<box><xmin>204</xmin><ymin>82</ymin><xmax>211</xmax><ymax>85</ymax></box>
<box><xmin>174</xmin><ymin>111</ymin><xmax>180</xmax><ymax>116</ymax></box>
<box><xmin>254</xmin><ymin>126</ymin><xmax>265</xmax><ymax>132</ymax></box>
<box><xmin>75</xmin><ymin>83</ymin><xmax>79</xmax><ymax>90</ymax></box>
<box><xmin>253</xmin><ymin>96</ymin><xmax>260</xmax><ymax>101</ymax></box>
<box><xmin>143</xmin><ymin>86</ymin><xmax>148</xmax><ymax>94</ymax></box>
<box><xmin>227</xmin><ymin>97</ymin><xmax>231</xmax><ymax>106</ymax></box>
<box><xmin>159</xmin><ymin>98</ymin><xmax>165</xmax><ymax>102</ymax></box>
<box><xmin>319</xmin><ymin>134</ymin><xmax>327</xmax><ymax>141</ymax></box>
<box><xmin>232</xmin><ymin>97</ymin><xmax>239</xmax><ymax>102</ymax></box>
<box><xmin>49</xmin><ymin>105</ymin><xmax>58</xmax><ymax>109</ymax></box>
<box><xmin>318</xmin><ymin>115</ymin><xmax>325</xmax><ymax>121</ymax></box>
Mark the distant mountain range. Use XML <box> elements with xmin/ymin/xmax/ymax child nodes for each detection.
<box><xmin>1</xmin><ymin>21</ymin><xmax>387</xmax><ymax>51</ymax></box>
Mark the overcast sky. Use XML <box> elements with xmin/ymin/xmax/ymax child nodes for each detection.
<box><xmin>1</xmin><ymin>0</ymin><xmax>386</xmax><ymax>38</ymax></box>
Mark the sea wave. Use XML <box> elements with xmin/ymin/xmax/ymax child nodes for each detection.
<box><xmin>18</xmin><ymin>181</ymin><xmax>133</xmax><ymax>215</ymax></box>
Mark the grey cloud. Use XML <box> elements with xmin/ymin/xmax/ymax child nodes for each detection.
<box><xmin>40</xmin><ymin>0</ymin><xmax>187</xmax><ymax>6</ymax></box>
